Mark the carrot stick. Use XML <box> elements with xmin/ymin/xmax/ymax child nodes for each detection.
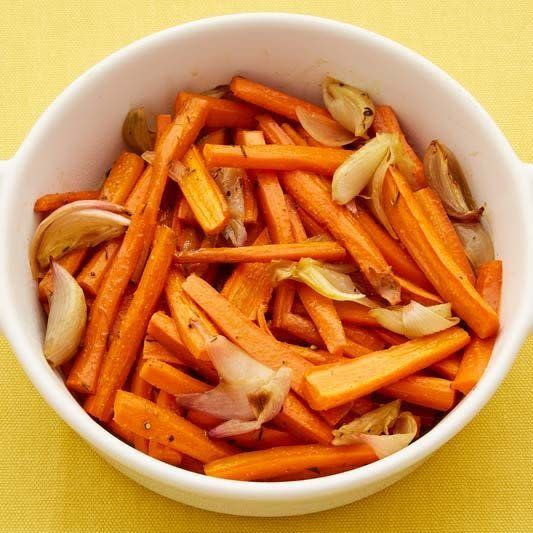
<box><xmin>382</xmin><ymin>167</ymin><xmax>499</xmax><ymax>338</ymax></box>
<box><xmin>431</xmin><ymin>354</ymin><xmax>462</xmax><ymax>380</ymax></box>
<box><xmin>229</xmin><ymin>427</ymin><xmax>300</xmax><ymax>451</ymax></box>
<box><xmin>100</xmin><ymin>152</ymin><xmax>145</xmax><ymax>204</ymax></box>
<box><xmin>107</xmin><ymin>419</ymin><xmax>136</xmax><ymax>444</ymax></box>
<box><xmin>176</xmin><ymin>91</ymin><xmax>257</xmax><ymax>129</ymax></box>
<box><xmin>148</xmin><ymin>390</ymin><xmax>183</xmax><ymax>465</ymax></box>
<box><xmin>142</xmin><ymin>338</ymin><xmax>184</xmax><ymax>366</ymax></box>
<box><xmin>414</xmin><ymin>187</ymin><xmax>475</xmax><ymax>284</ymax></box>
<box><xmin>204</xmin><ymin>443</ymin><xmax>376</xmax><ymax>481</ymax></box>
<box><xmin>396</xmin><ymin>275</ymin><xmax>443</xmax><ymax>306</ymax></box>
<box><xmin>230</xmin><ymin>76</ymin><xmax>329</xmax><ymax>122</ymax></box>
<box><xmin>296</xmin><ymin>207</ymin><xmax>331</xmax><ymax>239</ymax></box>
<box><xmin>140</xmin><ymin>359</ymin><xmax>210</xmax><ymax>395</ymax></box>
<box><xmin>113</xmin><ymin>391</ymin><xmax>235</xmax><ymax>463</ymax></box>
<box><xmin>186</xmin><ymin>409</ymin><xmax>220</xmax><ymax>429</ymax></box>
<box><xmin>202</xmin><ymin>144</ymin><xmax>349</xmax><ymax>177</ymax></box>
<box><xmin>344</xmin><ymin>325</ymin><xmax>386</xmax><ymax>351</ymax></box>
<box><xmin>165</xmin><ymin>267</ymin><xmax>218</xmax><ymax>360</ymax></box>
<box><xmin>373</xmin><ymin>328</ymin><xmax>408</xmax><ymax>346</ymax></box>
<box><xmin>85</xmin><ymin>225</ymin><xmax>176</xmax><ymax>421</ymax></box>
<box><xmin>351</xmin><ymin>397</ymin><xmax>377</xmax><ymax>416</ymax></box>
<box><xmin>130</xmin><ymin>359</ymin><xmax>154</xmax><ymax>453</ymax></box>
<box><xmin>353</xmin><ymin>202</ymin><xmax>431</xmax><ymax>289</ymax></box>
<box><xmin>220</xmin><ymin>229</ymin><xmax>274</xmax><ymax>320</ymax></box>
<box><xmin>174</xmin><ymin>241</ymin><xmax>346</xmax><ymax>264</ymax></box>
<box><xmin>124</xmin><ymin>166</ymin><xmax>153</xmax><ymax>212</ymax></box>
<box><xmin>326</xmin><ymin>302</ymin><xmax>378</xmax><ymax>327</ymax></box>
<box><xmin>373</xmin><ymin>105</ymin><xmax>426</xmax><ymax>190</ymax></box>
<box><xmin>298</xmin><ymin>285</ymin><xmax>346</xmax><ymax>355</ymax></box>
<box><xmin>155</xmin><ymin>114</ymin><xmax>172</xmax><ymax>144</ymax></box>
<box><xmin>176</xmin><ymin>196</ymin><xmax>197</xmax><ymax>225</ymax></box>
<box><xmin>197</xmin><ymin>128</ymin><xmax>228</xmax><ymax>151</ymax></box>
<box><xmin>452</xmin><ymin>260</ymin><xmax>502</xmax><ymax>394</ymax></box>
<box><xmin>34</xmin><ymin>190</ymin><xmax>100</xmax><ymax>212</ymax></box>
<box><xmin>146</xmin><ymin>311</ymin><xmax>218</xmax><ymax>382</ymax></box>
<box><xmin>177</xmin><ymin>145</ymin><xmax>230</xmax><ymax>234</ymax></box>
<box><xmin>281</xmin><ymin>313</ymin><xmax>324</xmax><ymax>346</ymax></box>
<box><xmin>256</xmin><ymin>114</ymin><xmax>294</xmax><ymax>145</ymax></box>
<box><xmin>286</xmin><ymin>195</ymin><xmax>308</xmax><ymax>242</ymax></box>
<box><xmin>67</xmin><ymin>98</ymin><xmax>208</xmax><ymax>393</ymax></box>
<box><xmin>281</xmin><ymin>123</ymin><xmax>308</xmax><ymax>146</ymax></box>
<box><xmin>272</xmin><ymin>281</ymin><xmax>297</xmax><ymax>330</ymax></box>
<box><xmin>319</xmin><ymin>402</ymin><xmax>354</xmax><ymax>427</ymax></box>
<box><xmin>242</xmin><ymin>174</ymin><xmax>258</xmax><ymax>224</ymax></box>
<box><xmin>380</xmin><ymin>374</ymin><xmax>457</xmax><ymax>411</ymax></box>
<box><xmin>304</xmin><ymin>327</ymin><xmax>470</xmax><ymax>410</ymax></box>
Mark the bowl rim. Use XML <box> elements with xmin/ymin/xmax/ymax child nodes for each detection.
<box><xmin>1</xmin><ymin>12</ymin><xmax>532</xmax><ymax>502</ymax></box>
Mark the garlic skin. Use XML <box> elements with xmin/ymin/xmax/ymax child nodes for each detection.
<box><xmin>44</xmin><ymin>261</ymin><xmax>87</xmax><ymax>366</ymax></box>
<box><xmin>295</xmin><ymin>106</ymin><xmax>356</xmax><ymax>147</ymax></box>
<box><xmin>122</xmin><ymin>107</ymin><xmax>154</xmax><ymax>154</ymax></box>
<box><xmin>454</xmin><ymin>222</ymin><xmax>494</xmax><ymax>271</ymax></box>
<box><xmin>322</xmin><ymin>77</ymin><xmax>375</xmax><ymax>137</ymax></box>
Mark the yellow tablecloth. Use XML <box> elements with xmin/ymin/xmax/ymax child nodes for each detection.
<box><xmin>1</xmin><ymin>1</ymin><xmax>532</xmax><ymax>531</ymax></box>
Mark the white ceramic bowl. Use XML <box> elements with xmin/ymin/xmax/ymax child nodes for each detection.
<box><xmin>0</xmin><ymin>13</ymin><xmax>532</xmax><ymax>517</ymax></box>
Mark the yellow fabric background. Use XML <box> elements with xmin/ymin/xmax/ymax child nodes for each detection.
<box><xmin>1</xmin><ymin>1</ymin><xmax>532</xmax><ymax>531</ymax></box>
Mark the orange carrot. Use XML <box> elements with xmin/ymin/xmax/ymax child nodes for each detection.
<box><xmin>281</xmin><ymin>123</ymin><xmax>308</xmax><ymax>146</ymax></box>
<box><xmin>256</xmin><ymin>114</ymin><xmax>294</xmax><ymax>145</ymax></box>
<box><xmin>281</xmin><ymin>313</ymin><xmax>323</xmax><ymax>346</ymax></box>
<box><xmin>242</xmin><ymin>174</ymin><xmax>259</xmax><ymax>224</ymax></box>
<box><xmin>142</xmin><ymin>338</ymin><xmax>185</xmax><ymax>366</ymax></box>
<box><xmin>382</xmin><ymin>167</ymin><xmax>499</xmax><ymax>338</ymax></box>
<box><xmin>296</xmin><ymin>207</ymin><xmax>331</xmax><ymax>239</ymax></box>
<box><xmin>124</xmin><ymin>166</ymin><xmax>153</xmax><ymax>212</ymax></box>
<box><xmin>176</xmin><ymin>196</ymin><xmax>197</xmax><ymax>225</ymax></box>
<box><xmin>155</xmin><ymin>114</ymin><xmax>172</xmax><ymax>144</ymax></box>
<box><xmin>230</xmin><ymin>76</ymin><xmax>329</xmax><ymax>121</ymax></box>
<box><xmin>107</xmin><ymin>419</ymin><xmax>136</xmax><ymax>444</ymax></box>
<box><xmin>130</xmin><ymin>359</ymin><xmax>154</xmax><ymax>453</ymax></box>
<box><xmin>34</xmin><ymin>190</ymin><xmax>100</xmax><ymax>212</ymax></box>
<box><xmin>380</xmin><ymin>374</ymin><xmax>457</xmax><ymax>411</ymax></box>
<box><xmin>414</xmin><ymin>187</ymin><xmax>475</xmax><ymax>284</ymax></box>
<box><xmin>452</xmin><ymin>260</ymin><xmax>502</xmax><ymax>394</ymax></box>
<box><xmin>203</xmin><ymin>144</ymin><xmax>349</xmax><ymax>177</ymax></box>
<box><xmin>140</xmin><ymin>359</ymin><xmax>210</xmax><ymax>395</ymax></box>
<box><xmin>373</xmin><ymin>105</ymin><xmax>426</xmax><ymax>190</ymax></box>
<box><xmin>220</xmin><ymin>229</ymin><xmax>274</xmax><ymax>320</ymax></box>
<box><xmin>99</xmin><ymin>152</ymin><xmax>145</xmax><ymax>204</ymax></box>
<box><xmin>319</xmin><ymin>402</ymin><xmax>354</xmax><ymax>427</ymax></box>
<box><xmin>353</xmin><ymin>202</ymin><xmax>431</xmax><ymax>289</ymax></box>
<box><xmin>176</xmin><ymin>91</ymin><xmax>257</xmax><ymax>128</ymax></box>
<box><xmin>186</xmin><ymin>409</ymin><xmax>220</xmax><ymax>429</ymax></box>
<box><xmin>286</xmin><ymin>195</ymin><xmax>308</xmax><ymax>242</ymax></box>
<box><xmin>197</xmin><ymin>128</ymin><xmax>228</xmax><ymax>151</ymax></box>
<box><xmin>204</xmin><ymin>443</ymin><xmax>376</xmax><ymax>481</ymax></box>
<box><xmin>113</xmin><ymin>391</ymin><xmax>235</xmax><ymax>463</ymax></box>
<box><xmin>431</xmin><ymin>354</ymin><xmax>462</xmax><ymax>380</ymax></box>
<box><xmin>373</xmin><ymin>328</ymin><xmax>408</xmax><ymax>346</ymax></box>
<box><xmin>174</xmin><ymin>241</ymin><xmax>346</xmax><ymax>264</ymax></box>
<box><xmin>85</xmin><ymin>226</ymin><xmax>176</xmax><ymax>421</ymax></box>
<box><xmin>304</xmin><ymin>327</ymin><xmax>470</xmax><ymax>410</ymax></box>
<box><xmin>343</xmin><ymin>325</ymin><xmax>386</xmax><ymax>351</ymax></box>
<box><xmin>272</xmin><ymin>281</ymin><xmax>297</xmax><ymax>331</ymax></box>
<box><xmin>298</xmin><ymin>285</ymin><xmax>346</xmax><ymax>355</ymax></box>
<box><xmin>396</xmin><ymin>275</ymin><xmax>443</xmax><ymax>306</ymax></box>
<box><xmin>229</xmin><ymin>428</ymin><xmax>300</xmax><ymax>451</ymax></box>
<box><xmin>68</xmin><ymin>97</ymin><xmax>208</xmax><ymax>393</ymax></box>
<box><xmin>146</xmin><ymin>311</ymin><xmax>218</xmax><ymax>383</ymax></box>
<box><xmin>351</xmin><ymin>397</ymin><xmax>377</xmax><ymax>416</ymax></box>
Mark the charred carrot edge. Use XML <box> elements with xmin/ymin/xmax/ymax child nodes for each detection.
<box><xmin>148</xmin><ymin>391</ymin><xmax>183</xmax><ymax>465</ymax></box>
<box><xmin>452</xmin><ymin>260</ymin><xmax>502</xmax><ymax>394</ymax></box>
<box><xmin>220</xmin><ymin>229</ymin><xmax>274</xmax><ymax>320</ymax></box>
<box><xmin>382</xmin><ymin>167</ymin><xmax>499</xmax><ymax>339</ymax></box>
<box><xmin>203</xmin><ymin>144</ymin><xmax>349</xmax><ymax>177</ymax></box>
<box><xmin>281</xmin><ymin>123</ymin><xmax>308</xmax><ymax>146</ymax></box>
<box><xmin>304</xmin><ymin>327</ymin><xmax>470</xmax><ymax>410</ymax></box>
<box><xmin>146</xmin><ymin>311</ymin><xmax>218</xmax><ymax>383</ymax></box>
<box><xmin>100</xmin><ymin>152</ymin><xmax>145</xmax><ymax>204</ymax></box>
<box><xmin>114</xmin><ymin>391</ymin><xmax>236</xmax><ymax>463</ymax></box>
<box><xmin>176</xmin><ymin>197</ymin><xmax>198</xmax><ymax>224</ymax></box>
<box><xmin>373</xmin><ymin>328</ymin><xmax>408</xmax><ymax>346</ymax></box>
<box><xmin>431</xmin><ymin>354</ymin><xmax>462</xmax><ymax>380</ymax></box>
<box><xmin>343</xmin><ymin>325</ymin><xmax>386</xmax><ymax>352</ymax></box>
<box><xmin>175</xmin><ymin>241</ymin><xmax>346</xmax><ymax>264</ymax></box>
<box><xmin>34</xmin><ymin>190</ymin><xmax>100</xmax><ymax>212</ymax></box>
<box><xmin>373</xmin><ymin>105</ymin><xmax>427</xmax><ymax>190</ymax></box>
<box><xmin>142</xmin><ymin>338</ymin><xmax>185</xmax><ymax>366</ymax></box>
<box><xmin>204</xmin><ymin>443</ymin><xmax>376</xmax><ymax>481</ymax></box>
<box><xmin>176</xmin><ymin>91</ymin><xmax>257</xmax><ymax>129</ymax></box>
<box><xmin>296</xmin><ymin>207</ymin><xmax>332</xmax><ymax>239</ymax></box>
<box><xmin>130</xmin><ymin>359</ymin><xmax>154</xmax><ymax>453</ymax></box>
<box><xmin>414</xmin><ymin>187</ymin><xmax>475</xmax><ymax>284</ymax></box>
<box><xmin>296</xmin><ymin>125</ymin><xmax>327</xmax><ymax>147</ymax></box>
<box><xmin>197</xmin><ymin>128</ymin><xmax>228</xmax><ymax>151</ymax></box>
<box><xmin>230</xmin><ymin>76</ymin><xmax>329</xmax><ymax>122</ymax></box>
<box><xmin>165</xmin><ymin>267</ymin><xmax>218</xmax><ymax>360</ymax></box>
<box><xmin>298</xmin><ymin>285</ymin><xmax>346</xmax><ymax>355</ymax></box>
<box><xmin>380</xmin><ymin>374</ymin><xmax>457</xmax><ymax>411</ymax></box>
<box><xmin>319</xmin><ymin>402</ymin><xmax>354</xmax><ymax>427</ymax></box>
<box><xmin>353</xmin><ymin>202</ymin><xmax>431</xmax><ymax>289</ymax></box>
<box><xmin>140</xmin><ymin>359</ymin><xmax>210</xmax><ymax>395</ymax></box>
<box><xmin>182</xmin><ymin>273</ymin><xmax>313</xmax><ymax>395</ymax></box>
<box><xmin>85</xmin><ymin>225</ymin><xmax>176</xmax><ymax>421</ymax></box>
<box><xmin>76</xmin><ymin>238</ymin><xmax>122</xmax><ymax>297</ymax></box>
<box><xmin>178</xmin><ymin>145</ymin><xmax>230</xmax><ymax>234</ymax></box>
<box><xmin>67</xmin><ymin>97</ymin><xmax>209</xmax><ymax>393</ymax></box>
<box><xmin>396</xmin><ymin>275</ymin><xmax>443</xmax><ymax>306</ymax></box>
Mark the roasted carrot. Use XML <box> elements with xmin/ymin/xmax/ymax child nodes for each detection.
<box><xmin>124</xmin><ymin>166</ymin><xmax>153</xmax><ymax>212</ymax></box>
<box><xmin>34</xmin><ymin>190</ymin><xmax>100</xmax><ymax>212</ymax></box>
<box><xmin>353</xmin><ymin>202</ymin><xmax>431</xmax><ymax>289</ymax></box>
<box><xmin>373</xmin><ymin>105</ymin><xmax>426</xmax><ymax>190</ymax></box>
<box><xmin>142</xmin><ymin>338</ymin><xmax>184</xmax><ymax>366</ymax></box>
<box><xmin>197</xmin><ymin>128</ymin><xmax>228</xmax><ymax>151</ymax></box>
<box><xmin>85</xmin><ymin>226</ymin><xmax>176</xmax><ymax>421</ymax></box>
<box><xmin>107</xmin><ymin>419</ymin><xmax>136</xmax><ymax>444</ymax></box>
<box><xmin>298</xmin><ymin>285</ymin><xmax>346</xmax><ymax>355</ymax></box>
<box><xmin>281</xmin><ymin>313</ymin><xmax>324</xmax><ymax>346</ymax></box>
<box><xmin>452</xmin><ymin>260</ymin><xmax>502</xmax><ymax>394</ymax></box>
<box><xmin>176</xmin><ymin>196</ymin><xmax>197</xmax><ymax>225</ymax></box>
<box><xmin>286</xmin><ymin>195</ymin><xmax>308</xmax><ymax>242</ymax></box>
<box><xmin>373</xmin><ymin>328</ymin><xmax>408</xmax><ymax>346</ymax></box>
<box><xmin>344</xmin><ymin>325</ymin><xmax>386</xmax><ymax>351</ymax></box>
<box><xmin>203</xmin><ymin>144</ymin><xmax>349</xmax><ymax>177</ymax></box>
<box><xmin>146</xmin><ymin>312</ymin><xmax>218</xmax><ymax>382</ymax></box>
<box><xmin>99</xmin><ymin>152</ymin><xmax>145</xmax><ymax>204</ymax></box>
<box><xmin>113</xmin><ymin>391</ymin><xmax>235</xmax><ymax>463</ymax></box>
<box><xmin>140</xmin><ymin>359</ymin><xmax>210</xmax><ymax>395</ymax></box>
<box><xmin>242</xmin><ymin>174</ymin><xmax>259</xmax><ymax>224</ymax></box>
<box><xmin>186</xmin><ymin>409</ymin><xmax>220</xmax><ymax>429</ymax></box>
<box><xmin>319</xmin><ymin>402</ymin><xmax>354</xmax><ymax>427</ymax></box>
<box><xmin>175</xmin><ymin>241</ymin><xmax>346</xmax><ymax>264</ymax></box>
<box><xmin>229</xmin><ymin>428</ymin><xmax>300</xmax><ymax>451</ymax></box>
<box><xmin>304</xmin><ymin>327</ymin><xmax>470</xmax><ymax>410</ymax></box>
<box><xmin>380</xmin><ymin>374</ymin><xmax>457</xmax><ymax>411</ymax></box>
<box><xmin>272</xmin><ymin>281</ymin><xmax>297</xmax><ymax>331</ymax></box>
<box><xmin>382</xmin><ymin>167</ymin><xmax>499</xmax><ymax>338</ymax></box>
<box><xmin>351</xmin><ymin>397</ymin><xmax>377</xmax><ymax>416</ymax></box>
<box><xmin>414</xmin><ymin>187</ymin><xmax>475</xmax><ymax>284</ymax></box>
<box><xmin>431</xmin><ymin>354</ymin><xmax>462</xmax><ymax>380</ymax></box>
<box><xmin>396</xmin><ymin>275</ymin><xmax>443</xmax><ymax>306</ymax></box>
<box><xmin>155</xmin><ymin>114</ymin><xmax>172</xmax><ymax>144</ymax></box>
<box><xmin>204</xmin><ymin>443</ymin><xmax>376</xmax><ymax>481</ymax></box>
<box><xmin>220</xmin><ymin>229</ymin><xmax>274</xmax><ymax>320</ymax></box>
<box><xmin>130</xmin><ymin>359</ymin><xmax>154</xmax><ymax>453</ymax></box>
<box><xmin>256</xmin><ymin>114</ymin><xmax>294</xmax><ymax>146</ymax></box>
<box><xmin>230</xmin><ymin>76</ymin><xmax>329</xmax><ymax>122</ymax></box>
<box><xmin>296</xmin><ymin>207</ymin><xmax>331</xmax><ymax>239</ymax></box>
<box><xmin>281</xmin><ymin>123</ymin><xmax>308</xmax><ymax>146</ymax></box>
<box><xmin>176</xmin><ymin>91</ymin><xmax>257</xmax><ymax>128</ymax></box>
<box><xmin>67</xmin><ymin>98</ymin><xmax>208</xmax><ymax>394</ymax></box>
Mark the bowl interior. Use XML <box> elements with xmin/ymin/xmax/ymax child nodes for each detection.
<box><xmin>1</xmin><ymin>14</ymin><xmax>530</xmax><ymax>504</ymax></box>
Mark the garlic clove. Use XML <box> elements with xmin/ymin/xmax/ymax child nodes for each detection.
<box><xmin>122</xmin><ymin>107</ymin><xmax>154</xmax><ymax>154</ymax></box>
<box><xmin>295</xmin><ymin>106</ymin><xmax>356</xmax><ymax>147</ymax></box>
